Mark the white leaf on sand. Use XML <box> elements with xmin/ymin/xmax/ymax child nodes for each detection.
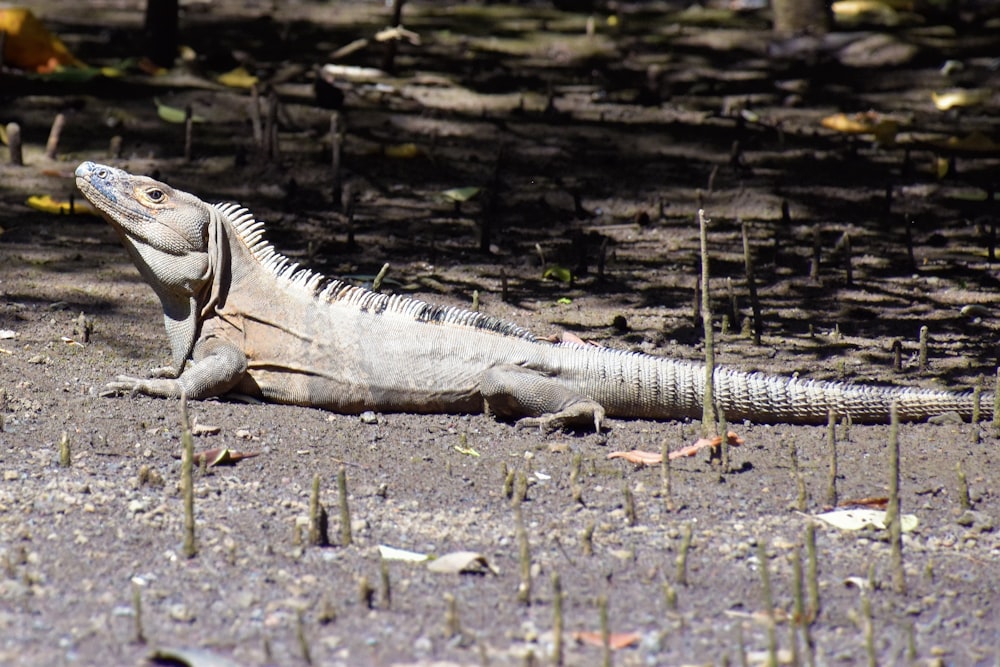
<box><xmin>378</xmin><ymin>545</ymin><xmax>429</xmax><ymax>563</ymax></box>
<box><xmin>0</xmin><ymin>329</ymin><xmax>16</xmax><ymax>339</ymax></box>
<box><xmin>426</xmin><ymin>551</ymin><xmax>498</xmax><ymax>575</ymax></box>
<box><xmin>148</xmin><ymin>646</ymin><xmax>244</xmax><ymax>667</ymax></box>
<box><xmin>814</xmin><ymin>509</ymin><xmax>918</xmax><ymax>532</ymax></box>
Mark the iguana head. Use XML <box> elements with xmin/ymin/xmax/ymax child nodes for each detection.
<box><xmin>75</xmin><ymin>161</ymin><xmax>210</xmax><ymax>256</ymax></box>
<box><xmin>76</xmin><ymin>161</ymin><xmax>218</xmax><ymax>372</ymax></box>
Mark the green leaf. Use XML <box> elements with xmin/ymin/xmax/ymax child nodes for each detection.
<box><xmin>453</xmin><ymin>445</ymin><xmax>480</xmax><ymax>457</ymax></box>
<box><xmin>155</xmin><ymin>98</ymin><xmax>206</xmax><ymax>124</ymax></box>
<box><xmin>543</xmin><ymin>265</ymin><xmax>573</xmax><ymax>283</ymax></box>
<box><xmin>556</xmin><ymin>297</ymin><xmax>573</xmax><ymax>305</ymax></box>
<box><xmin>441</xmin><ymin>186</ymin><xmax>481</xmax><ymax>203</ymax></box>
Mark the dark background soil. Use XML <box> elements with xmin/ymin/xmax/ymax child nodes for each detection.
<box><xmin>1</xmin><ymin>1</ymin><xmax>999</xmax><ymax>665</ymax></box>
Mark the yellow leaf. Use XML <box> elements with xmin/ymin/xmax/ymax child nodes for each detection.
<box><xmin>831</xmin><ymin>0</ymin><xmax>899</xmax><ymax>19</ymax></box>
<box><xmin>383</xmin><ymin>143</ymin><xmax>422</xmax><ymax>159</ymax></box>
<box><xmin>931</xmin><ymin>131</ymin><xmax>1000</xmax><ymax>153</ymax></box>
<box><xmin>931</xmin><ymin>89</ymin><xmax>991</xmax><ymax>111</ymax></box>
<box><xmin>26</xmin><ymin>195</ymin><xmax>98</xmax><ymax>216</ymax></box>
<box><xmin>0</xmin><ymin>8</ymin><xmax>85</xmax><ymax>72</ymax></box>
<box><xmin>216</xmin><ymin>66</ymin><xmax>259</xmax><ymax>89</ymax></box>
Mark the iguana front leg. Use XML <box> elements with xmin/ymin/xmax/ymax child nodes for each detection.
<box><xmin>481</xmin><ymin>365</ymin><xmax>605</xmax><ymax>432</ymax></box>
<box><xmin>104</xmin><ymin>338</ymin><xmax>247</xmax><ymax>400</ymax></box>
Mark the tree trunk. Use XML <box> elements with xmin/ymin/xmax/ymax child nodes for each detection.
<box><xmin>144</xmin><ymin>0</ymin><xmax>179</xmax><ymax>67</ymax></box>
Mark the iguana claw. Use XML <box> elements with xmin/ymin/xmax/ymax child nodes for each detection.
<box><xmin>100</xmin><ymin>376</ymin><xmax>146</xmax><ymax>397</ymax></box>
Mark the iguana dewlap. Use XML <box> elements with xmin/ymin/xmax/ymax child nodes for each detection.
<box><xmin>75</xmin><ymin>161</ymin><xmax>987</xmax><ymax>429</ymax></box>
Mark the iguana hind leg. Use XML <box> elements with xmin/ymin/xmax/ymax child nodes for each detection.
<box><xmin>103</xmin><ymin>338</ymin><xmax>247</xmax><ymax>400</ymax></box>
<box><xmin>481</xmin><ymin>365</ymin><xmax>605</xmax><ymax>432</ymax></box>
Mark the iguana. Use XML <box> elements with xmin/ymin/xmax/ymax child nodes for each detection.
<box><xmin>75</xmin><ymin>161</ymin><xmax>988</xmax><ymax>430</ymax></box>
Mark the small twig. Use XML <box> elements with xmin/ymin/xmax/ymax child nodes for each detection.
<box><xmin>623</xmin><ymin>481</ymin><xmax>636</xmax><ymax>526</ymax></box>
<box><xmin>598</xmin><ymin>594</ymin><xmax>611</xmax><ymax>667</ymax></box>
<box><xmin>132</xmin><ymin>580</ymin><xmax>146</xmax><ymax>644</ymax></box>
<box><xmin>826</xmin><ymin>410</ymin><xmax>838</xmax><ymax>507</ymax></box>
<box><xmin>758</xmin><ymin>541</ymin><xmax>778</xmax><ymax>667</ymax></box>
<box><xmin>330</xmin><ymin>111</ymin><xmax>342</xmax><ymax>203</ymax></box>
<box><xmin>698</xmin><ymin>209</ymin><xmax>718</xmax><ymax>436</ymax></box>
<box><xmin>372</xmin><ymin>263</ymin><xmax>390</xmax><ymax>293</ymax></box>
<box><xmin>660</xmin><ymin>438</ymin><xmax>673</xmax><ymax>511</ymax></box>
<box><xmin>515</xmin><ymin>504</ymin><xmax>531</xmax><ymax>605</ymax></box>
<box><xmin>956</xmin><ymin>461</ymin><xmax>971</xmax><ymax>511</ymax></box>
<box><xmin>337</xmin><ymin>465</ymin><xmax>352</xmax><ymax>547</ymax></box>
<box><xmin>58</xmin><ymin>431</ymin><xmax>71</xmax><ymax>468</ymax></box>
<box><xmin>918</xmin><ymin>325</ymin><xmax>929</xmax><ymax>374</ymax></box>
<box><xmin>180</xmin><ymin>392</ymin><xmax>196</xmax><ymax>559</ymax></box>
<box><xmin>887</xmin><ymin>402</ymin><xmax>906</xmax><ymax>594</ymax></box>
<box><xmin>675</xmin><ymin>522</ymin><xmax>693</xmax><ymax>586</ymax></box>
<box><xmin>741</xmin><ymin>219</ymin><xmax>762</xmax><ymax>345</ymax></box>
<box><xmin>309</xmin><ymin>473</ymin><xmax>330</xmax><ymax>547</ymax></box>
<box><xmin>44</xmin><ymin>113</ymin><xmax>66</xmax><ymax>160</ymax></box>
<box><xmin>552</xmin><ymin>573</ymin><xmax>564</xmax><ymax>666</ymax></box>
<box><xmin>806</xmin><ymin>523</ymin><xmax>819</xmax><ymax>622</ymax></box>
<box><xmin>6</xmin><ymin>122</ymin><xmax>22</xmax><ymax>166</ymax></box>
<box><xmin>183</xmin><ymin>105</ymin><xmax>193</xmax><ymax>162</ymax></box>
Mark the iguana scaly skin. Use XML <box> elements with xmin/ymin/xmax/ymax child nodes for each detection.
<box><xmin>75</xmin><ymin>161</ymin><xmax>987</xmax><ymax>429</ymax></box>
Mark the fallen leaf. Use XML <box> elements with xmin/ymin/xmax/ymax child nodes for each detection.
<box><xmin>543</xmin><ymin>331</ymin><xmax>604</xmax><ymax>347</ymax></box>
<box><xmin>172</xmin><ymin>448</ymin><xmax>260</xmax><ymax>466</ymax></box>
<box><xmin>155</xmin><ymin>98</ymin><xmax>208</xmax><ymax>124</ymax></box>
<box><xmin>543</xmin><ymin>266</ymin><xmax>573</xmax><ymax>284</ymax></box>
<box><xmin>923</xmin><ymin>131</ymin><xmax>1000</xmax><ymax>155</ymax></box>
<box><xmin>60</xmin><ymin>336</ymin><xmax>84</xmax><ymax>348</ymax></box>
<box><xmin>26</xmin><ymin>195</ymin><xmax>98</xmax><ymax>216</ymax></box>
<box><xmin>374</xmin><ymin>25</ymin><xmax>421</xmax><ymax>45</ymax></box>
<box><xmin>607</xmin><ymin>449</ymin><xmax>663</xmax><ymax>466</ymax></box>
<box><xmin>0</xmin><ymin>8</ymin><xmax>86</xmax><ymax>72</ymax></box>
<box><xmin>426</xmin><ymin>551</ymin><xmax>498</xmax><ymax>575</ymax></box>
<box><xmin>441</xmin><ymin>186</ymin><xmax>481</xmax><ymax>203</ymax></box>
<box><xmin>216</xmin><ymin>66</ymin><xmax>259</xmax><ymax>89</ymax></box>
<box><xmin>572</xmin><ymin>631</ymin><xmax>641</xmax><ymax>650</ymax></box>
<box><xmin>321</xmin><ymin>63</ymin><xmax>386</xmax><ymax>82</ymax></box>
<box><xmin>148</xmin><ymin>646</ymin><xmax>244</xmax><ymax>667</ymax></box>
<box><xmin>837</xmin><ymin>496</ymin><xmax>888</xmax><ymax>510</ymax></box>
<box><xmin>813</xmin><ymin>508</ymin><xmax>918</xmax><ymax>532</ymax></box>
<box><xmin>383</xmin><ymin>142</ymin><xmax>422</xmax><ymax>159</ymax></box>
<box><xmin>190</xmin><ymin>419</ymin><xmax>221</xmax><ymax>436</ymax></box>
<box><xmin>0</xmin><ymin>330</ymin><xmax>16</xmax><ymax>340</ymax></box>
<box><xmin>378</xmin><ymin>545</ymin><xmax>430</xmax><ymax>562</ymax></box>
<box><xmin>932</xmin><ymin>89</ymin><xmax>992</xmax><ymax>111</ymax></box>
<box><xmin>453</xmin><ymin>445</ymin><xmax>480</xmax><ymax>457</ymax></box>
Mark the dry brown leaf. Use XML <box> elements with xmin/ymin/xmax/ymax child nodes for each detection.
<box><xmin>837</xmin><ymin>496</ymin><xmax>888</xmax><ymax>510</ymax></box>
<box><xmin>572</xmin><ymin>631</ymin><xmax>641</xmax><ymax>650</ymax></box>
<box><xmin>173</xmin><ymin>448</ymin><xmax>260</xmax><ymax>466</ymax></box>
<box><xmin>609</xmin><ymin>432</ymin><xmax>742</xmax><ymax>465</ymax></box>
<box><xmin>426</xmin><ymin>551</ymin><xmax>498</xmax><ymax>575</ymax></box>
<box><xmin>607</xmin><ymin>449</ymin><xmax>662</xmax><ymax>465</ymax></box>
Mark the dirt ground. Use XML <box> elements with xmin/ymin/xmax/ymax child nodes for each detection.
<box><xmin>2</xmin><ymin>1</ymin><xmax>1000</xmax><ymax>665</ymax></box>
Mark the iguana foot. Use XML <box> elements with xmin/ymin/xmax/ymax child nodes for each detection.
<box><xmin>149</xmin><ymin>365</ymin><xmax>179</xmax><ymax>379</ymax></box>
<box><xmin>101</xmin><ymin>375</ymin><xmax>183</xmax><ymax>398</ymax></box>
<box><xmin>515</xmin><ymin>402</ymin><xmax>605</xmax><ymax>433</ymax></box>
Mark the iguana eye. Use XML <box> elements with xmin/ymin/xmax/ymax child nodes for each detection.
<box><xmin>146</xmin><ymin>188</ymin><xmax>165</xmax><ymax>203</ymax></box>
